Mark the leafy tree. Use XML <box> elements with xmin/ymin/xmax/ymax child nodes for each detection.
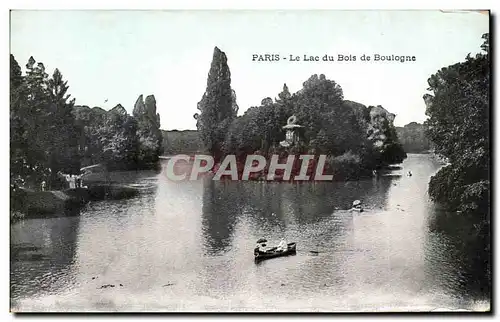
<box><xmin>11</xmin><ymin>53</ymin><xmax>166</xmax><ymax>195</ymax></box>
<box><xmin>290</xmin><ymin>75</ymin><xmax>374</xmax><ymax>162</ymax></box>
<box><xmin>74</xmin><ymin>95</ymin><xmax>163</xmax><ymax>171</ymax></box>
<box><xmin>363</xmin><ymin>105</ymin><xmax>407</xmax><ymax>166</ymax></box>
<box><xmin>162</xmin><ymin>130</ymin><xmax>203</xmax><ymax>154</ymax></box>
<box><xmin>10</xmin><ymin>56</ymin><xmax>81</xmax><ymax>189</ymax></box>
<box><xmin>134</xmin><ymin>94</ymin><xmax>163</xmax><ymax>165</ymax></box>
<box><xmin>12</xmin><ymin>57</ymin><xmax>53</xmax><ymax>188</ymax></box>
<box><xmin>292</xmin><ymin>74</ymin><xmax>344</xmax><ymax>144</ymax></box>
<box><xmin>396</xmin><ymin>122</ymin><xmax>431</xmax><ymax>153</ymax></box>
<box><xmin>72</xmin><ymin>105</ymin><xmax>107</xmax><ymax>166</ymax></box>
<box><xmin>378</xmin><ymin>117</ymin><xmax>407</xmax><ymax>165</ymax></box>
<box><xmin>195</xmin><ymin>47</ymin><xmax>238</xmax><ymax>159</ymax></box>
<box><xmin>98</xmin><ymin>104</ymin><xmax>139</xmax><ymax>170</ymax></box>
<box><xmin>10</xmin><ymin>54</ymin><xmax>22</xmax><ymax>89</ymax></box>
<box><xmin>425</xmin><ymin>33</ymin><xmax>490</xmax><ymax>216</ymax></box>
<box><xmin>46</xmin><ymin>68</ymin><xmax>80</xmax><ymax>175</ymax></box>
<box><xmin>23</xmin><ymin>56</ymin><xmax>51</xmax><ymax>174</ymax></box>
<box><xmin>220</xmin><ymin>72</ymin><xmax>405</xmax><ymax>180</ymax></box>
<box><xmin>10</xmin><ymin>54</ymin><xmax>28</xmax><ymax>189</ymax></box>
<box><xmin>424</xmin><ymin>33</ymin><xmax>490</xmax><ymax>293</ymax></box>
<box><xmin>133</xmin><ymin>94</ymin><xmax>145</xmax><ymax>116</ymax></box>
<box><xmin>261</xmin><ymin>97</ymin><xmax>273</xmax><ymax>106</ymax></box>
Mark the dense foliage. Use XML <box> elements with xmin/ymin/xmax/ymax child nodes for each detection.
<box><xmin>162</xmin><ymin>130</ymin><xmax>203</xmax><ymax>155</ymax></box>
<box><xmin>133</xmin><ymin>94</ymin><xmax>163</xmax><ymax>166</ymax></box>
<box><xmin>396</xmin><ymin>122</ymin><xmax>431</xmax><ymax>153</ymax></box>
<box><xmin>72</xmin><ymin>97</ymin><xmax>163</xmax><ymax>171</ymax></box>
<box><xmin>195</xmin><ymin>49</ymin><xmax>406</xmax><ymax>180</ymax></box>
<box><xmin>10</xmin><ymin>55</ymin><xmax>79</xmax><ymax>190</ymax></box>
<box><xmin>424</xmin><ymin>33</ymin><xmax>490</xmax><ymax>217</ymax></box>
<box><xmin>194</xmin><ymin>47</ymin><xmax>238</xmax><ymax>160</ymax></box>
<box><xmin>10</xmin><ymin>55</ymin><xmax>163</xmax><ymax>191</ymax></box>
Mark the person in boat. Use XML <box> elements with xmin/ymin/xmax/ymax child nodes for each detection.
<box><xmin>276</xmin><ymin>239</ymin><xmax>287</xmax><ymax>252</ymax></box>
<box><xmin>257</xmin><ymin>243</ymin><xmax>269</xmax><ymax>254</ymax></box>
<box><xmin>75</xmin><ymin>175</ymin><xmax>82</xmax><ymax>188</ymax></box>
<box><xmin>351</xmin><ymin>200</ymin><xmax>363</xmax><ymax>212</ymax></box>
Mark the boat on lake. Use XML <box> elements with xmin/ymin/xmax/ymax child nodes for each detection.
<box><xmin>350</xmin><ymin>199</ymin><xmax>364</xmax><ymax>212</ymax></box>
<box><xmin>254</xmin><ymin>242</ymin><xmax>297</xmax><ymax>262</ymax></box>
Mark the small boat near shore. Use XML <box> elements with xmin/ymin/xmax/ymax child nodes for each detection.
<box><xmin>254</xmin><ymin>242</ymin><xmax>297</xmax><ymax>262</ymax></box>
<box><xmin>350</xmin><ymin>200</ymin><xmax>364</xmax><ymax>212</ymax></box>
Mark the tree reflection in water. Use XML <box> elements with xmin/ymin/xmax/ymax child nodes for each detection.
<box><xmin>200</xmin><ymin>176</ymin><xmax>395</xmax><ymax>254</ymax></box>
<box><xmin>11</xmin><ymin>216</ymin><xmax>81</xmax><ymax>302</ymax></box>
<box><xmin>425</xmin><ymin>209</ymin><xmax>491</xmax><ymax>302</ymax></box>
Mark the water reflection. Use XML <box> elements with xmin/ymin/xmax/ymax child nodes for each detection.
<box><xmin>426</xmin><ymin>209</ymin><xmax>491</xmax><ymax>303</ymax></box>
<box><xmin>201</xmin><ymin>180</ymin><xmax>241</xmax><ymax>254</ymax></box>
<box><xmin>198</xmin><ymin>174</ymin><xmax>398</xmax><ymax>303</ymax></box>
<box><xmin>10</xmin><ymin>154</ymin><xmax>491</xmax><ymax>311</ymax></box>
<box><xmin>11</xmin><ymin>216</ymin><xmax>80</xmax><ymax>302</ymax></box>
<box><xmin>201</xmin><ymin>176</ymin><xmax>396</xmax><ymax>255</ymax></box>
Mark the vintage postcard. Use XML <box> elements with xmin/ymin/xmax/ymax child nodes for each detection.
<box><xmin>9</xmin><ymin>10</ymin><xmax>491</xmax><ymax>312</ymax></box>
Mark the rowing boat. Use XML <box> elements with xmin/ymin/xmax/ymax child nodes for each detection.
<box><xmin>254</xmin><ymin>242</ymin><xmax>296</xmax><ymax>261</ymax></box>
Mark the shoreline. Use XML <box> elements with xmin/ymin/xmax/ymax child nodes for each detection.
<box><xmin>10</xmin><ymin>184</ymin><xmax>141</xmax><ymax>223</ymax></box>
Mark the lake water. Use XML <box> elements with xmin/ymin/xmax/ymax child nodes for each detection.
<box><xmin>10</xmin><ymin>154</ymin><xmax>490</xmax><ymax>312</ymax></box>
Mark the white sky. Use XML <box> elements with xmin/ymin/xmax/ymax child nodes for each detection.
<box><xmin>10</xmin><ymin>10</ymin><xmax>489</xmax><ymax>129</ymax></box>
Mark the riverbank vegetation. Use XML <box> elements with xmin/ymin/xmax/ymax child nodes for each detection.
<box><xmin>424</xmin><ymin>33</ymin><xmax>490</xmax><ymax>290</ymax></box>
<box><xmin>162</xmin><ymin>124</ymin><xmax>430</xmax><ymax>160</ymax></box>
<box><xmin>194</xmin><ymin>47</ymin><xmax>406</xmax><ymax>180</ymax></box>
<box><xmin>424</xmin><ymin>33</ymin><xmax>490</xmax><ymax>218</ymax></box>
<box><xmin>162</xmin><ymin>130</ymin><xmax>203</xmax><ymax>155</ymax></box>
<box><xmin>10</xmin><ymin>55</ymin><xmax>163</xmax><ymax>194</ymax></box>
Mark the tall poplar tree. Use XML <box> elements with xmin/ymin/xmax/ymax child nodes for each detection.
<box><xmin>194</xmin><ymin>47</ymin><xmax>238</xmax><ymax>158</ymax></box>
<box><xmin>134</xmin><ymin>94</ymin><xmax>163</xmax><ymax>165</ymax></box>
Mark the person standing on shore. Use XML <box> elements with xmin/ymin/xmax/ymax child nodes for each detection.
<box><xmin>68</xmin><ymin>175</ymin><xmax>76</xmax><ymax>189</ymax></box>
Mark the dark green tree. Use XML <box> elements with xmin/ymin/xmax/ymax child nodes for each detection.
<box><xmin>10</xmin><ymin>54</ymin><xmax>28</xmax><ymax>189</ymax></box>
<box><xmin>134</xmin><ymin>94</ymin><xmax>163</xmax><ymax>165</ymax></box>
<box><xmin>46</xmin><ymin>68</ymin><xmax>80</xmax><ymax>176</ymax></box>
<box><xmin>425</xmin><ymin>33</ymin><xmax>490</xmax><ymax>215</ymax></box>
<box><xmin>378</xmin><ymin>117</ymin><xmax>407</xmax><ymax>165</ymax></box>
<box><xmin>72</xmin><ymin>105</ymin><xmax>107</xmax><ymax>166</ymax></box>
<box><xmin>133</xmin><ymin>94</ymin><xmax>145</xmax><ymax>116</ymax></box>
<box><xmin>17</xmin><ymin>57</ymin><xmax>53</xmax><ymax>187</ymax></box>
<box><xmin>10</xmin><ymin>56</ymin><xmax>80</xmax><ymax>189</ymax></box>
<box><xmin>396</xmin><ymin>122</ymin><xmax>431</xmax><ymax>153</ymax></box>
<box><xmin>195</xmin><ymin>47</ymin><xmax>238</xmax><ymax>159</ymax></box>
<box><xmin>292</xmin><ymin>74</ymin><xmax>344</xmax><ymax>144</ymax></box>
<box><xmin>261</xmin><ymin>97</ymin><xmax>273</xmax><ymax>106</ymax></box>
<box><xmin>98</xmin><ymin>104</ymin><xmax>139</xmax><ymax>170</ymax></box>
<box><xmin>221</xmin><ymin>74</ymin><xmax>406</xmax><ymax>180</ymax></box>
<box><xmin>425</xmin><ymin>33</ymin><xmax>491</xmax><ymax>296</ymax></box>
